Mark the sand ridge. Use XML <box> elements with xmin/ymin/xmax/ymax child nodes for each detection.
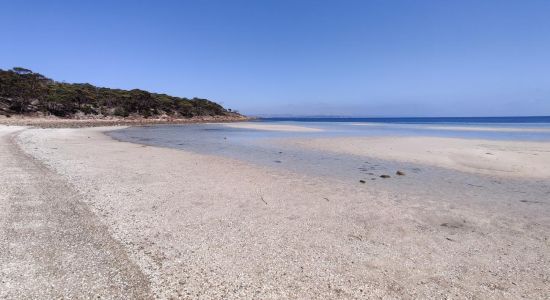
<box><xmin>283</xmin><ymin>136</ymin><xmax>550</xmax><ymax>179</ymax></box>
<box><xmin>348</xmin><ymin>122</ymin><xmax>550</xmax><ymax>133</ymax></box>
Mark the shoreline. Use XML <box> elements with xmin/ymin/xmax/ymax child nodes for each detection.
<box><xmin>0</xmin><ymin>114</ymin><xmax>251</xmax><ymax>128</ymax></box>
<box><xmin>221</xmin><ymin>122</ymin><xmax>324</xmax><ymax>132</ymax></box>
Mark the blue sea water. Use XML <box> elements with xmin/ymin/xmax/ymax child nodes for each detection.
<box><xmin>259</xmin><ymin>116</ymin><xmax>550</xmax><ymax>124</ymax></box>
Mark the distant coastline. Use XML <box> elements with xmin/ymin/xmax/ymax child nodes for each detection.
<box><xmin>256</xmin><ymin>116</ymin><xmax>550</xmax><ymax>124</ymax></box>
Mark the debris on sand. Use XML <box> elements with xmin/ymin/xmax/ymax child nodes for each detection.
<box><xmin>359</xmin><ymin>180</ymin><xmax>366</xmax><ymax>183</ymax></box>
<box><xmin>380</xmin><ymin>175</ymin><xmax>391</xmax><ymax>178</ymax></box>
<box><xmin>441</xmin><ymin>222</ymin><xmax>463</xmax><ymax>229</ymax></box>
<box><xmin>396</xmin><ymin>170</ymin><xmax>405</xmax><ymax>176</ymax></box>
<box><xmin>519</xmin><ymin>200</ymin><xmax>544</xmax><ymax>204</ymax></box>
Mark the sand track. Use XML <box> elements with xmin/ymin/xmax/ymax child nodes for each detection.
<box><xmin>0</xmin><ymin>128</ymin><xmax>152</xmax><ymax>299</ymax></box>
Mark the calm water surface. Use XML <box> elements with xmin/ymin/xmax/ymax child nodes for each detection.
<box><xmin>108</xmin><ymin>118</ymin><xmax>550</xmax><ymax>180</ymax></box>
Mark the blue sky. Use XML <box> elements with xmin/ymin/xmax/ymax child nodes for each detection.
<box><xmin>1</xmin><ymin>0</ymin><xmax>549</xmax><ymax>117</ymax></box>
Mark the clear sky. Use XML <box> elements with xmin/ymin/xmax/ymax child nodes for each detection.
<box><xmin>1</xmin><ymin>0</ymin><xmax>549</xmax><ymax>117</ymax></box>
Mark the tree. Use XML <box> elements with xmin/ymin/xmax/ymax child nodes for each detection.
<box><xmin>0</xmin><ymin>67</ymin><xmax>235</xmax><ymax>118</ymax></box>
<box><xmin>12</xmin><ymin>67</ymin><xmax>33</xmax><ymax>75</ymax></box>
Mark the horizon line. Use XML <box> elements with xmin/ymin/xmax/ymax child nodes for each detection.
<box><xmin>253</xmin><ymin>115</ymin><xmax>550</xmax><ymax>119</ymax></box>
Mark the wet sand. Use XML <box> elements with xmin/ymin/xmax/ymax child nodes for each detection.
<box><xmin>284</xmin><ymin>136</ymin><xmax>550</xmax><ymax>178</ymax></box>
<box><xmin>0</xmin><ymin>126</ymin><xmax>151</xmax><ymax>299</ymax></box>
<box><xmin>1</xmin><ymin>125</ymin><xmax>549</xmax><ymax>299</ymax></box>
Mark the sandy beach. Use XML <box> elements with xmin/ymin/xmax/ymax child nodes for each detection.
<box><xmin>1</xmin><ymin>125</ymin><xmax>549</xmax><ymax>299</ymax></box>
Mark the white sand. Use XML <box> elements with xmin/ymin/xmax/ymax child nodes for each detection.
<box><xmin>284</xmin><ymin>136</ymin><xmax>550</xmax><ymax>178</ymax></box>
<box><xmin>222</xmin><ymin>122</ymin><xmax>323</xmax><ymax>132</ymax></box>
<box><xmin>2</xmin><ymin>126</ymin><xmax>549</xmax><ymax>298</ymax></box>
<box><xmin>349</xmin><ymin>123</ymin><xmax>550</xmax><ymax>132</ymax></box>
<box><xmin>423</xmin><ymin>125</ymin><xmax>550</xmax><ymax>132</ymax></box>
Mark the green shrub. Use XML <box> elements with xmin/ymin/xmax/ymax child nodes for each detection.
<box><xmin>0</xmin><ymin>67</ymin><xmax>235</xmax><ymax>118</ymax></box>
<box><xmin>113</xmin><ymin>107</ymin><xmax>129</xmax><ymax>117</ymax></box>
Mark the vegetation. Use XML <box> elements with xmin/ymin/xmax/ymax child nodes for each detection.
<box><xmin>0</xmin><ymin>67</ymin><xmax>235</xmax><ymax>118</ymax></box>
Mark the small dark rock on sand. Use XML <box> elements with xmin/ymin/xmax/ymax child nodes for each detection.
<box><xmin>520</xmin><ymin>200</ymin><xmax>544</xmax><ymax>204</ymax></box>
<box><xmin>359</xmin><ymin>180</ymin><xmax>366</xmax><ymax>183</ymax></box>
<box><xmin>380</xmin><ymin>175</ymin><xmax>391</xmax><ymax>178</ymax></box>
<box><xmin>441</xmin><ymin>222</ymin><xmax>463</xmax><ymax>229</ymax></box>
<box><xmin>396</xmin><ymin>170</ymin><xmax>405</xmax><ymax>176</ymax></box>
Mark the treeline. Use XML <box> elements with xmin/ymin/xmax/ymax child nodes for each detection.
<box><xmin>0</xmin><ymin>67</ymin><xmax>235</xmax><ymax>118</ymax></box>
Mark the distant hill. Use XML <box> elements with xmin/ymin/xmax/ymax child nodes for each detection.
<box><xmin>0</xmin><ymin>67</ymin><xmax>241</xmax><ymax>119</ymax></box>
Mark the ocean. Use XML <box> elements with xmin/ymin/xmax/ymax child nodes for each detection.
<box><xmin>257</xmin><ymin>116</ymin><xmax>550</xmax><ymax>124</ymax></box>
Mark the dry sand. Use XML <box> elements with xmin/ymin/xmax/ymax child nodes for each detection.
<box><xmin>349</xmin><ymin>123</ymin><xmax>550</xmax><ymax>133</ymax></box>
<box><xmin>222</xmin><ymin>122</ymin><xmax>323</xmax><ymax>132</ymax></box>
<box><xmin>1</xmin><ymin>126</ymin><xmax>549</xmax><ymax>299</ymax></box>
<box><xmin>422</xmin><ymin>125</ymin><xmax>550</xmax><ymax>132</ymax></box>
<box><xmin>284</xmin><ymin>136</ymin><xmax>550</xmax><ymax>179</ymax></box>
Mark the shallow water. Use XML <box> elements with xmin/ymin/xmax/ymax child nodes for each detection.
<box><xmin>108</xmin><ymin>120</ymin><xmax>549</xmax><ymax>179</ymax></box>
<box><xmin>108</xmin><ymin>121</ymin><xmax>550</xmax><ymax>214</ymax></box>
